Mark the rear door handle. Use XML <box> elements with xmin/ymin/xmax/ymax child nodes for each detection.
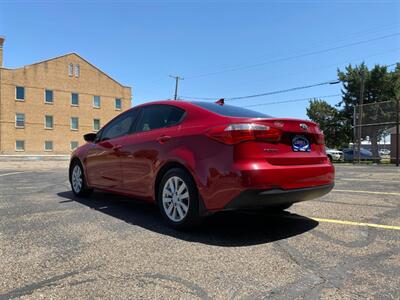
<box><xmin>156</xmin><ymin>135</ymin><xmax>171</xmax><ymax>144</ymax></box>
<box><xmin>113</xmin><ymin>145</ymin><xmax>123</xmax><ymax>151</ymax></box>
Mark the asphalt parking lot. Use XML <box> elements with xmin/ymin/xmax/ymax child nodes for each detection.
<box><xmin>0</xmin><ymin>160</ymin><xmax>399</xmax><ymax>299</ymax></box>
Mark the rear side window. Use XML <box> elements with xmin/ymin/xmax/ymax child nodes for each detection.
<box><xmin>135</xmin><ymin>105</ymin><xmax>185</xmax><ymax>132</ymax></box>
<box><xmin>192</xmin><ymin>101</ymin><xmax>270</xmax><ymax>118</ymax></box>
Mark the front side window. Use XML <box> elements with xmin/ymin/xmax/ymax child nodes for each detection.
<box><xmin>45</xmin><ymin>90</ymin><xmax>54</xmax><ymax>103</ymax></box>
<box><xmin>71</xmin><ymin>93</ymin><xmax>79</xmax><ymax>106</ymax></box>
<box><xmin>16</xmin><ymin>140</ymin><xmax>25</xmax><ymax>151</ymax></box>
<box><xmin>15</xmin><ymin>113</ymin><xmax>25</xmax><ymax>128</ymax></box>
<box><xmin>70</xmin><ymin>141</ymin><xmax>79</xmax><ymax>150</ymax></box>
<box><xmin>93</xmin><ymin>119</ymin><xmax>100</xmax><ymax>132</ymax></box>
<box><xmin>71</xmin><ymin>117</ymin><xmax>79</xmax><ymax>130</ymax></box>
<box><xmin>44</xmin><ymin>141</ymin><xmax>53</xmax><ymax>151</ymax></box>
<box><xmin>45</xmin><ymin>115</ymin><xmax>54</xmax><ymax>129</ymax></box>
<box><xmin>100</xmin><ymin>109</ymin><xmax>138</xmax><ymax>141</ymax></box>
<box><xmin>115</xmin><ymin>98</ymin><xmax>122</xmax><ymax>110</ymax></box>
<box><xmin>16</xmin><ymin>86</ymin><xmax>25</xmax><ymax>100</ymax></box>
<box><xmin>135</xmin><ymin>105</ymin><xmax>185</xmax><ymax>132</ymax></box>
<box><xmin>93</xmin><ymin>96</ymin><xmax>101</xmax><ymax>108</ymax></box>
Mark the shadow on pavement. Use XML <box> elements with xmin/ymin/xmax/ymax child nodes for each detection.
<box><xmin>57</xmin><ymin>190</ymin><xmax>318</xmax><ymax>247</ymax></box>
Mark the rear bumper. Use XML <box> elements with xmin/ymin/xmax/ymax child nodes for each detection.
<box><xmin>223</xmin><ymin>183</ymin><xmax>334</xmax><ymax>210</ymax></box>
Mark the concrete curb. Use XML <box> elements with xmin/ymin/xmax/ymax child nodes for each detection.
<box><xmin>0</xmin><ymin>155</ymin><xmax>70</xmax><ymax>161</ymax></box>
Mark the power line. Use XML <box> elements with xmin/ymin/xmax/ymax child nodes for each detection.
<box><xmin>242</xmin><ymin>48</ymin><xmax>400</xmax><ymax>87</ymax></box>
<box><xmin>181</xmin><ymin>61</ymin><xmax>397</xmax><ymax>102</ymax></box>
<box><xmin>185</xmin><ymin>32</ymin><xmax>400</xmax><ymax>79</ymax></box>
<box><xmin>181</xmin><ymin>79</ymin><xmax>340</xmax><ymax>101</ymax></box>
<box><xmin>243</xmin><ymin>94</ymin><xmax>342</xmax><ymax>108</ymax></box>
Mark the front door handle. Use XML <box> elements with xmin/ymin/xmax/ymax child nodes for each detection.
<box><xmin>156</xmin><ymin>135</ymin><xmax>171</xmax><ymax>144</ymax></box>
<box><xmin>113</xmin><ymin>145</ymin><xmax>123</xmax><ymax>151</ymax></box>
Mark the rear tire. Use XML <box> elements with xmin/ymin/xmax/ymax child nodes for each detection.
<box><xmin>158</xmin><ymin>168</ymin><xmax>201</xmax><ymax>230</ymax></box>
<box><xmin>70</xmin><ymin>160</ymin><xmax>93</xmax><ymax>197</ymax></box>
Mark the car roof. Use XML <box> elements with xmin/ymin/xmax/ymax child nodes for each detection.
<box><xmin>132</xmin><ymin>100</ymin><xmax>196</xmax><ymax>109</ymax></box>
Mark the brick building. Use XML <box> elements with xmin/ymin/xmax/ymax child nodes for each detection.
<box><xmin>0</xmin><ymin>37</ymin><xmax>132</xmax><ymax>154</ymax></box>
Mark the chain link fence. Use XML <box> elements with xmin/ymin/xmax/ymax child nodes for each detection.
<box><xmin>353</xmin><ymin>99</ymin><xmax>399</xmax><ymax>165</ymax></box>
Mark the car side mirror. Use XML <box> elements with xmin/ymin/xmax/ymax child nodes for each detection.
<box><xmin>84</xmin><ymin>133</ymin><xmax>97</xmax><ymax>143</ymax></box>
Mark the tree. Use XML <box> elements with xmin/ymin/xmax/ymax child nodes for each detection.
<box><xmin>306</xmin><ymin>99</ymin><xmax>350</xmax><ymax>148</ymax></box>
<box><xmin>337</xmin><ymin>63</ymin><xmax>399</xmax><ymax>161</ymax></box>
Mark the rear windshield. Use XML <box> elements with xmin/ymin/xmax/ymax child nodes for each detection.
<box><xmin>191</xmin><ymin>101</ymin><xmax>271</xmax><ymax>118</ymax></box>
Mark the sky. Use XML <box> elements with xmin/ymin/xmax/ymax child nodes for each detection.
<box><xmin>0</xmin><ymin>0</ymin><xmax>399</xmax><ymax>119</ymax></box>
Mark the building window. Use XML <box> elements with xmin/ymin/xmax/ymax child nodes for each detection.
<box><xmin>15</xmin><ymin>113</ymin><xmax>25</xmax><ymax>128</ymax></box>
<box><xmin>115</xmin><ymin>98</ymin><xmax>122</xmax><ymax>110</ymax></box>
<box><xmin>16</xmin><ymin>86</ymin><xmax>25</xmax><ymax>101</ymax></box>
<box><xmin>75</xmin><ymin>64</ymin><xmax>80</xmax><ymax>77</ymax></box>
<box><xmin>69</xmin><ymin>63</ymin><xmax>73</xmax><ymax>76</ymax></box>
<box><xmin>70</xmin><ymin>141</ymin><xmax>79</xmax><ymax>150</ymax></box>
<box><xmin>71</xmin><ymin>117</ymin><xmax>79</xmax><ymax>130</ymax></box>
<box><xmin>44</xmin><ymin>141</ymin><xmax>53</xmax><ymax>151</ymax></box>
<box><xmin>45</xmin><ymin>90</ymin><xmax>54</xmax><ymax>103</ymax></box>
<box><xmin>71</xmin><ymin>93</ymin><xmax>79</xmax><ymax>106</ymax></box>
<box><xmin>93</xmin><ymin>96</ymin><xmax>101</xmax><ymax>108</ymax></box>
<box><xmin>93</xmin><ymin>119</ymin><xmax>101</xmax><ymax>132</ymax></box>
<box><xmin>16</xmin><ymin>140</ymin><xmax>25</xmax><ymax>151</ymax></box>
<box><xmin>45</xmin><ymin>115</ymin><xmax>54</xmax><ymax>129</ymax></box>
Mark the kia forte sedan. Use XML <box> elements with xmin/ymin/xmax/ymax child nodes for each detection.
<box><xmin>69</xmin><ymin>100</ymin><xmax>334</xmax><ymax>229</ymax></box>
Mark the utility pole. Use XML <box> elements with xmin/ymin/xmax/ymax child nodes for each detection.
<box><xmin>357</xmin><ymin>70</ymin><xmax>365</xmax><ymax>164</ymax></box>
<box><xmin>396</xmin><ymin>97</ymin><xmax>399</xmax><ymax>167</ymax></box>
<box><xmin>169</xmin><ymin>75</ymin><xmax>184</xmax><ymax>100</ymax></box>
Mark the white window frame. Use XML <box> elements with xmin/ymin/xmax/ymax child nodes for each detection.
<box><xmin>115</xmin><ymin>98</ymin><xmax>122</xmax><ymax>110</ymax></box>
<box><xmin>93</xmin><ymin>119</ymin><xmax>101</xmax><ymax>132</ymax></box>
<box><xmin>68</xmin><ymin>63</ymin><xmax>74</xmax><ymax>76</ymax></box>
<box><xmin>71</xmin><ymin>117</ymin><xmax>79</xmax><ymax>131</ymax></box>
<box><xmin>15</xmin><ymin>86</ymin><xmax>25</xmax><ymax>101</ymax></box>
<box><xmin>44</xmin><ymin>115</ymin><xmax>54</xmax><ymax>129</ymax></box>
<box><xmin>15</xmin><ymin>113</ymin><xmax>25</xmax><ymax>128</ymax></box>
<box><xmin>15</xmin><ymin>140</ymin><xmax>25</xmax><ymax>152</ymax></box>
<box><xmin>44</xmin><ymin>140</ymin><xmax>53</xmax><ymax>152</ymax></box>
<box><xmin>44</xmin><ymin>89</ymin><xmax>54</xmax><ymax>104</ymax></box>
<box><xmin>70</xmin><ymin>141</ymin><xmax>79</xmax><ymax>151</ymax></box>
<box><xmin>93</xmin><ymin>95</ymin><xmax>101</xmax><ymax>108</ymax></box>
<box><xmin>75</xmin><ymin>64</ymin><xmax>80</xmax><ymax>77</ymax></box>
<box><xmin>71</xmin><ymin>93</ymin><xmax>79</xmax><ymax>106</ymax></box>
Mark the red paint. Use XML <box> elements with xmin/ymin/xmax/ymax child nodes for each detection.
<box><xmin>72</xmin><ymin>100</ymin><xmax>334</xmax><ymax>212</ymax></box>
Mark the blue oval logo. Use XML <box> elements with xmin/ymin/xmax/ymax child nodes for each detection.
<box><xmin>292</xmin><ymin>135</ymin><xmax>311</xmax><ymax>152</ymax></box>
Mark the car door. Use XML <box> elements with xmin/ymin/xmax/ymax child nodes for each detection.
<box><xmin>85</xmin><ymin>109</ymin><xmax>139</xmax><ymax>189</ymax></box>
<box><xmin>118</xmin><ymin>104</ymin><xmax>186</xmax><ymax>198</ymax></box>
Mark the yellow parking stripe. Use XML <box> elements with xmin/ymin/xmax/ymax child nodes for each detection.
<box><xmin>336</xmin><ymin>178</ymin><xmax>400</xmax><ymax>183</ymax></box>
<box><xmin>310</xmin><ymin>217</ymin><xmax>400</xmax><ymax>231</ymax></box>
<box><xmin>333</xmin><ymin>189</ymin><xmax>400</xmax><ymax>196</ymax></box>
<box><xmin>0</xmin><ymin>171</ymin><xmax>30</xmax><ymax>177</ymax></box>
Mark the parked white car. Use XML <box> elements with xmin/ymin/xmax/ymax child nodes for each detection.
<box><xmin>379</xmin><ymin>149</ymin><xmax>390</xmax><ymax>156</ymax></box>
<box><xmin>326</xmin><ymin>148</ymin><xmax>343</xmax><ymax>162</ymax></box>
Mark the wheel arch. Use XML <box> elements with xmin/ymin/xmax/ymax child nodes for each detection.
<box><xmin>154</xmin><ymin>161</ymin><xmax>197</xmax><ymax>203</ymax></box>
<box><xmin>69</xmin><ymin>156</ymin><xmax>86</xmax><ymax>182</ymax></box>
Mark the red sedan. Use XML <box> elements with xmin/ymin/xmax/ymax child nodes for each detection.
<box><xmin>69</xmin><ymin>100</ymin><xmax>334</xmax><ymax>229</ymax></box>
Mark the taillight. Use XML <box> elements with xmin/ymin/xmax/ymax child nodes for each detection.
<box><xmin>207</xmin><ymin>123</ymin><xmax>282</xmax><ymax>145</ymax></box>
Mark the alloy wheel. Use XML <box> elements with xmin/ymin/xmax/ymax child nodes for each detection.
<box><xmin>71</xmin><ymin>164</ymin><xmax>83</xmax><ymax>194</ymax></box>
<box><xmin>162</xmin><ymin>176</ymin><xmax>190</xmax><ymax>222</ymax></box>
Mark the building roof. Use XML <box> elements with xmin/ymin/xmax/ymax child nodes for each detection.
<box><xmin>3</xmin><ymin>52</ymin><xmax>130</xmax><ymax>89</ymax></box>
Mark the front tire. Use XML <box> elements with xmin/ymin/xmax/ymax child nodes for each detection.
<box><xmin>158</xmin><ymin>168</ymin><xmax>201</xmax><ymax>230</ymax></box>
<box><xmin>70</xmin><ymin>160</ymin><xmax>93</xmax><ymax>197</ymax></box>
